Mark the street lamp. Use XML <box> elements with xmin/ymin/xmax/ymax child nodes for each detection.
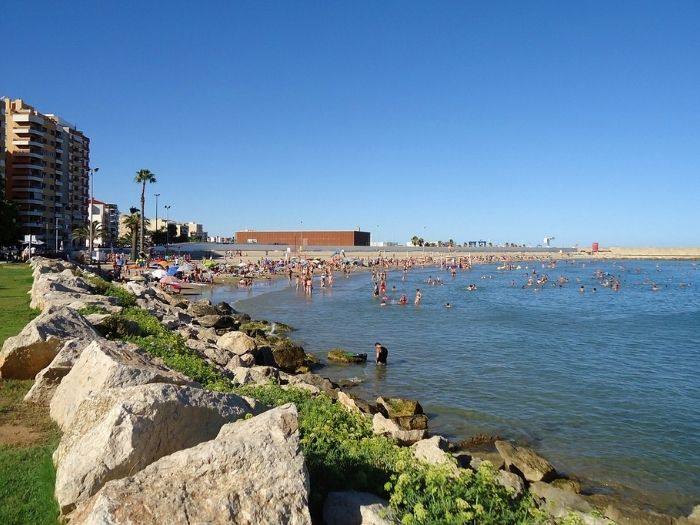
<box><xmin>154</xmin><ymin>193</ymin><xmax>161</xmax><ymax>246</ymax></box>
<box><xmin>164</xmin><ymin>205</ymin><xmax>171</xmax><ymax>256</ymax></box>
<box><xmin>88</xmin><ymin>167</ymin><xmax>99</xmax><ymax>263</ymax></box>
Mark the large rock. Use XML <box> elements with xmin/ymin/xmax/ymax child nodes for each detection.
<box><xmin>54</xmin><ymin>383</ymin><xmax>256</xmax><ymax>513</ymax></box>
<box><xmin>412</xmin><ymin>436</ymin><xmax>452</xmax><ymax>466</ymax></box>
<box><xmin>23</xmin><ymin>338</ymin><xmax>112</xmax><ymax>405</ymax></box>
<box><xmin>530</xmin><ymin>481</ymin><xmax>592</xmax><ymax>518</ymax></box>
<box><xmin>70</xmin><ymin>404</ymin><xmax>311</xmax><ymax>525</ymax></box>
<box><xmin>217</xmin><ymin>330</ymin><xmax>257</xmax><ymax>356</ymax></box>
<box><xmin>327</xmin><ymin>349</ymin><xmax>368</xmax><ymax>364</ymax></box>
<box><xmin>0</xmin><ymin>307</ymin><xmax>98</xmax><ymax>379</ymax></box>
<box><xmin>323</xmin><ymin>491</ymin><xmax>396</xmax><ymax>525</ymax></box>
<box><xmin>197</xmin><ymin>314</ymin><xmax>237</xmax><ymax>330</ymax></box>
<box><xmin>376</xmin><ymin>397</ymin><xmax>423</xmax><ymax>419</ymax></box>
<box><xmin>495</xmin><ymin>440</ymin><xmax>556</xmax><ymax>482</ymax></box>
<box><xmin>50</xmin><ymin>340</ymin><xmax>197</xmax><ymax>429</ymax></box>
<box><xmin>261</xmin><ymin>339</ymin><xmax>306</xmax><ymax>372</ymax></box>
<box><xmin>372</xmin><ymin>413</ymin><xmax>426</xmax><ymax>445</ymax></box>
<box><xmin>230</xmin><ymin>365</ymin><xmax>279</xmax><ymax>386</ymax></box>
<box><xmin>338</xmin><ymin>391</ymin><xmax>376</xmax><ymax>415</ymax></box>
<box><xmin>187</xmin><ymin>299</ymin><xmax>220</xmax><ymax>318</ymax></box>
<box><xmin>495</xmin><ymin>470</ymin><xmax>525</xmax><ymax>498</ymax></box>
<box><xmin>30</xmin><ymin>271</ymin><xmax>92</xmax><ymax>309</ymax></box>
<box><xmin>294</xmin><ymin>373</ymin><xmax>339</xmax><ymax>399</ymax></box>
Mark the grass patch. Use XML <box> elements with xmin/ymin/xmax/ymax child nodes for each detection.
<box><xmin>0</xmin><ymin>264</ymin><xmax>39</xmax><ymax>347</ymax></box>
<box><xmin>0</xmin><ymin>265</ymin><xmax>60</xmax><ymax>524</ymax></box>
<box><xmin>0</xmin><ymin>380</ymin><xmax>61</xmax><ymax>525</ymax></box>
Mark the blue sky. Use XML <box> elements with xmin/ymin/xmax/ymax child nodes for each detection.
<box><xmin>3</xmin><ymin>1</ymin><xmax>699</xmax><ymax>246</ymax></box>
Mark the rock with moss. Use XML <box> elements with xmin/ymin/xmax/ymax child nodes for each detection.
<box><xmin>239</xmin><ymin>320</ymin><xmax>271</xmax><ymax>337</ymax></box>
<box><xmin>376</xmin><ymin>396</ymin><xmax>423</xmax><ymax>418</ymax></box>
<box><xmin>327</xmin><ymin>348</ymin><xmax>368</xmax><ymax>364</ymax></box>
<box><xmin>495</xmin><ymin>440</ymin><xmax>556</xmax><ymax>482</ymax></box>
<box><xmin>94</xmin><ymin>314</ymin><xmax>143</xmax><ymax>338</ymax></box>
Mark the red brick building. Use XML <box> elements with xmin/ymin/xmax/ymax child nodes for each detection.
<box><xmin>235</xmin><ymin>230</ymin><xmax>370</xmax><ymax>247</ymax></box>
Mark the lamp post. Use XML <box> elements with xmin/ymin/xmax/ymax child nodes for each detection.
<box><xmin>164</xmin><ymin>205</ymin><xmax>171</xmax><ymax>256</ymax></box>
<box><xmin>88</xmin><ymin>167</ymin><xmax>99</xmax><ymax>264</ymax></box>
<box><xmin>154</xmin><ymin>193</ymin><xmax>160</xmax><ymax>247</ymax></box>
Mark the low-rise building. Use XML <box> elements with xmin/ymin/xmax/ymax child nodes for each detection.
<box><xmin>235</xmin><ymin>230</ymin><xmax>371</xmax><ymax>247</ymax></box>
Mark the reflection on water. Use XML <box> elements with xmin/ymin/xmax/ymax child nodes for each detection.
<box><xmin>206</xmin><ymin>261</ymin><xmax>700</xmax><ymax>513</ymax></box>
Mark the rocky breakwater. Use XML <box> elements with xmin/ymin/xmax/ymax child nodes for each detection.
<box><xmin>0</xmin><ymin>258</ymin><xmax>312</xmax><ymax>524</ymax></box>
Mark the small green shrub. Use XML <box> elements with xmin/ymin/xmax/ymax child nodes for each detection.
<box><xmin>77</xmin><ymin>304</ymin><xmax>108</xmax><ymax>316</ymax></box>
<box><xmin>85</xmin><ymin>275</ymin><xmax>136</xmax><ymax>307</ymax></box>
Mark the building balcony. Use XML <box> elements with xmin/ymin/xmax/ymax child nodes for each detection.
<box><xmin>14</xmin><ymin>198</ymin><xmax>45</xmax><ymax>205</ymax></box>
<box><xmin>13</xmin><ymin>114</ymin><xmax>44</xmax><ymax>125</ymax></box>
<box><xmin>21</xmin><ymin>209</ymin><xmax>45</xmax><ymax>217</ymax></box>
<box><xmin>14</xmin><ymin>150</ymin><xmax>44</xmax><ymax>159</ymax></box>
<box><xmin>12</xmin><ymin>173</ymin><xmax>44</xmax><ymax>182</ymax></box>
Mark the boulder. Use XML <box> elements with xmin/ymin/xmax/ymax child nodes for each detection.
<box><xmin>196</xmin><ymin>314</ymin><xmax>237</xmax><ymax>330</ymax></box>
<box><xmin>23</xmin><ymin>339</ymin><xmax>110</xmax><ymax>405</ymax></box>
<box><xmin>412</xmin><ymin>436</ymin><xmax>452</xmax><ymax>466</ymax></box>
<box><xmin>187</xmin><ymin>299</ymin><xmax>220</xmax><ymax>318</ymax></box>
<box><xmin>376</xmin><ymin>397</ymin><xmax>423</xmax><ymax>419</ymax></box>
<box><xmin>53</xmin><ymin>383</ymin><xmax>256</xmax><ymax>513</ymax></box>
<box><xmin>327</xmin><ymin>348</ymin><xmax>368</xmax><ymax>364</ymax></box>
<box><xmin>495</xmin><ymin>440</ymin><xmax>556</xmax><ymax>482</ymax></box>
<box><xmin>294</xmin><ymin>373</ymin><xmax>339</xmax><ymax>399</ymax></box>
<box><xmin>217</xmin><ymin>331</ymin><xmax>257</xmax><ymax>356</ymax></box>
<box><xmin>459</xmin><ymin>451</ymin><xmax>505</xmax><ymax>471</ymax></box>
<box><xmin>69</xmin><ymin>404</ymin><xmax>311</xmax><ymax>525</ymax></box>
<box><xmin>202</xmin><ymin>345</ymin><xmax>236</xmax><ymax>367</ymax></box>
<box><xmin>239</xmin><ymin>320</ymin><xmax>270</xmax><ymax>337</ymax></box>
<box><xmin>239</xmin><ymin>352</ymin><xmax>256</xmax><ymax>367</ymax></box>
<box><xmin>30</xmin><ymin>272</ymin><xmax>92</xmax><ymax>309</ymax></box>
<box><xmin>530</xmin><ymin>481</ymin><xmax>592</xmax><ymax>517</ymax></box>
<box><xmin>215</xmin><ymin>301</ymin><xmax>236</xmax><ymax>315</ymax></box>
<box><xmin>550</xmin><ymin>478</ymin><xmax>582</xmax><ymax>494</ymax></box>
<box><xmin>372</xmin><ymin>413</ymin><xmax>426</xmax><ymax>446</ymax></box>
<box><xmin>338</xmin><ymin>391</ymin><xmax>363</xmax><ymax>413</ymax></box>
<box><xmin>323</xmin><ymin>491</ymin><xmax>396</xmax><ymax>525</ymax></box>
<box><xmin>495</xmin><ymin>470</ymin><xmax>525</xmax><ymax>498</ymax></box>
<box><xmin>0</xmin><ymin>307</ymin><xmax>98</xmax><ymax>379</ymax></box>
<box><xmin>93</xmin><ymin>314</ymin><xmax>143</xmax><ymax>338</ymax></box>
<box><xmin>50</xmin><ymin>340</ymin><xmax>197</xmax><ymax>429</ymax></box>
<box><xmin>270</xmin><ymin>339</ymin><xmax>306</xmax><ymax>372</ymax></box>
<box><xmin>230</xmin><ymin>365</ymin><xmax>279</xmax><ymax>386</ymax></box>
<box><xmin>393</xmin><ymin>414</ymin><xmax>429</xmax><ymax>431</ymax></box>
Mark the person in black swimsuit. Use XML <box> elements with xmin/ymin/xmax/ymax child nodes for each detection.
<box><xmin>375</xmin><ymin>342</ymin><xmax>388</xmax><ymax>365</ymax></box>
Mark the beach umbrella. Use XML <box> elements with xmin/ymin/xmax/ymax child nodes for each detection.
<box><xmin>150</xmin><ymin>269</ymin><xmax>167</xmax><ymax>279</ymax></box>
<box><xmin>166</xmin><ymin>266</ymin><xmax>180</xmax><ymax>276</ymax></box>
<box><xmin>178</xmin><ymin>263</ymin><xmax>193</xmax><ymax>272</ymax></box>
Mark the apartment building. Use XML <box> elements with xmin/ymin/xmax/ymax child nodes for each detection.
<box><xmin>0</xmin><ymin>103</ymin><xmax>5</xmax><ymax>191</ymax></box>
<box><xmin>2</xmin><ymin>98</ymin><xmax>90</xmax><ymax>251</ymax></box>
<box><xmin>89</xmin><ymin>198</ymin><xmax>119</xmax><ymax>247</ymax></box>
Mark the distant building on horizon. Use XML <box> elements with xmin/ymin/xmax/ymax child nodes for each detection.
<box><xmin>235</xmin><ymin>230</ymin><xmax>371</xmax><ymax>247</ymax></box>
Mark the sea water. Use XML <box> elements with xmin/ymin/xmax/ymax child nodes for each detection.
<box><xmin>202</xmin><ymin>260</ymin><xmax>700</xmax><ymax>513</ymax></box>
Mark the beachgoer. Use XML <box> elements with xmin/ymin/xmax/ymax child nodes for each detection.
<box><xmin>414</xmin><ymin>288</ymin><xmax>422</xmax><ymax>305</ymax></box>
<box><xmin>444</xmin><ymin>302</ymin><xmax>452</xmax><ymax>308</ymax></box>
<box><xmin>375</xmin><ymin>342</ymin><xmax>388</xmax><ymax>365</ymax></box>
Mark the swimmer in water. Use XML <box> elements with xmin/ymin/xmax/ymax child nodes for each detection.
<box><xmin>444</xmin><ymin>302</ymin><xmax>452</xmax><ymax>308</ymax></box>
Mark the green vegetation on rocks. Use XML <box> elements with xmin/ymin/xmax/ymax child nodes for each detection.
<box><xmin>327</xmin><ymin>348</ymin><xmax>368</xmax><ymax>363</ymax></box>
<box><xmin>84</xmin><ymin>274</ymin><xmax>136</xmax><ymax>307</ymax></box>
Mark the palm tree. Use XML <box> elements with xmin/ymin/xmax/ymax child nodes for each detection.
<box><xmin>134</xmin><ymin>169</ymin><xmax>157</xmax><ymax>256</ymax></box>
<box><xmin>72</xmin><ymin>221</ymin><xmax>104</xmax><ymax>254</ymax></box>
<box><xmin>411</xmin><ymin>235</ymin><xmax>420</xmax><ymax>247</ymax></box>
<box><xmin>122</xmin><ymin>209</ymin><xmax>143</xmax><ymax>261</ymax></box>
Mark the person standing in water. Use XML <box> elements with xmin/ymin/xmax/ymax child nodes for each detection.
<box><xmin>414</xmin><ymin>288</ymin><xmax>422</xmax><ymax>305</ymax></box>
<box><xmin>375</xmin><ymin>342</ymin><xmax>388</xmax><ymax>365</ymax></box>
